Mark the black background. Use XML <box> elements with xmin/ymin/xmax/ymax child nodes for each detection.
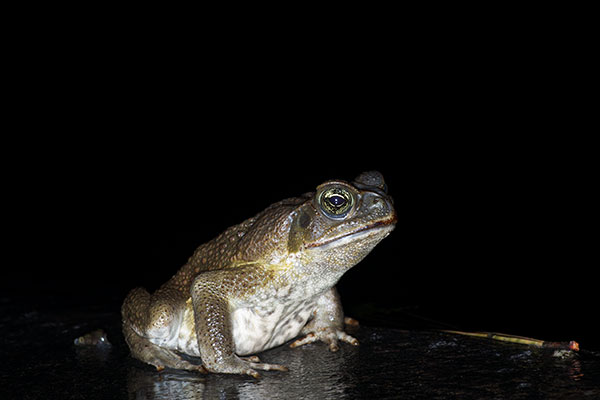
<box><xmin>3</xmin><ymin>23</ymin><xmax>596</xmax><ymax>352</ymax></box>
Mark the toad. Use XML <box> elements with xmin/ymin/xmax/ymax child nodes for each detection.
<box><xmin>122</xmin><ymin>171</ymin><xmax>396</xmax><ymax>377</ymax></box>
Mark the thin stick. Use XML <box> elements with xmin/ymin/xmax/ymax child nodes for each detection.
<box><xmin>440</xmin><ymin>330</ymin><xmax>579</xmax><ymax>351</ymax></box>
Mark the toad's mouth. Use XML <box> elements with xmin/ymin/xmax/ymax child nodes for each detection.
<box><xmin>307</xmin><ymin>215</ymin><xmax>397</xmax><ymax>249</ymax></box>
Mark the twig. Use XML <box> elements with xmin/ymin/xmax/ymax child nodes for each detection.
<box><xmin>440</xmin><ymin>330</ymin><xmax>579</xmax><ymax>351</ymax></box>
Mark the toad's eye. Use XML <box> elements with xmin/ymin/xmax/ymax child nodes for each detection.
<box><xmin>328</xmin><ymin>195</ymin><xmax>347</xmax><ymax>207</ymax></box>
<box><xmin>319</xmin><ymin>187</ymin><xmax>354</xmax><ymax>219</ymax></box>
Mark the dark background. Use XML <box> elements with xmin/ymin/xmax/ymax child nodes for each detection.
<box><xmin>3</xmin><ymin>20</ymin><xmax>595</xmax><ymax>352</ymax></box>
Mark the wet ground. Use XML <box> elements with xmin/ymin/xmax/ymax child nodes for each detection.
<box><xmin>1</xmin><ymin>296</ymin><xmax>599</xmax><ymax>400</ymax></box>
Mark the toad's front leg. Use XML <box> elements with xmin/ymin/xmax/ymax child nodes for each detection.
<box><xmin>290</xmin><ymin>287</ymin><xmax>359</xmax><ymax>352</ymax></box>
<box><xmin>191</xmin><ymin>271</ymin><xmax>287</xmax><ymax>378</ymax></box>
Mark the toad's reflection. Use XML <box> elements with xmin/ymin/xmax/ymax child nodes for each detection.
<box><xmin>126</xmin><ymin>342</ymin><xmax>358</xmax><ymax>400</ymax></box>
<box><xmin>127</xmin><ymin>367</ymin><xmax>208</xmax><ymax>400</ymax></box>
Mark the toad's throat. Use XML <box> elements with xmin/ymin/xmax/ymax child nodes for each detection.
<box><xmin>306</xmin><ymin>216</ymin><xmax>397</xmax><ymax>249</ymax></box>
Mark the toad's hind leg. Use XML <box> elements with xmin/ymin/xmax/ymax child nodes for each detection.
<box><xmin>122</xmin><ymin>324</ymin><xmax>206</xmax><ymax>372</ymax></box>
<box><xmin>121</xmin><ymin>287</ymin><xmax>205</xmax><ymax>372</ymax></box>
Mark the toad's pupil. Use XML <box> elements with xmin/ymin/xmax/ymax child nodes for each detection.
<box><xmin>329</xmin><ymin>195</ymin><xmax>346</xmax><ymax>207</ymax></box>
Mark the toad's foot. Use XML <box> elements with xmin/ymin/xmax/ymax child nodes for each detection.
<box><xmin>290</xmin><ymin>328</ymin><xmax>359</xmax><ymax>352</ymax></box>
<box><xmin>344</xmin><ymin>317</ymin><xmax>360</xmax><ymax>328</ymax></box>
<box><xmin>240</xmin><ymin>355</ymin><xmax>289</xmax><ymax>375</ymax></box>
<box><xmin>208</xmin><ymin>355</ymin><xmax>288</xmax><ymax>379</ymax></box>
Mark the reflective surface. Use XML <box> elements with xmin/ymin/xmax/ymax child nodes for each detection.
<box><xmin>1</xmin><ymin>297</ymin><xmax>599</xmax><ymax>400</ymax></box>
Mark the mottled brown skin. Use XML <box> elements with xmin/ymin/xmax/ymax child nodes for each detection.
<box><xmin>122</xmin><ymin>171</ymin><xmax>396</xmax><ymax>377</ymax></box>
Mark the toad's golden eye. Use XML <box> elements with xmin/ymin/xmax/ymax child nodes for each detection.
<box><xmin>318</xmin><ymin>187</ymin><xmax>354</xmax><ymax>219</ymax></box>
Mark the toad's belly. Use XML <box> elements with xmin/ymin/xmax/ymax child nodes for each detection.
<box><xmin>175</xmin><ymin>299</ymin><xmax>316</xmax><ymax>357</ymax></box>
<box><xmin>231</xmin><ymin>300</ymin><xmax>316</xmax><ymax>355</ymax></box>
